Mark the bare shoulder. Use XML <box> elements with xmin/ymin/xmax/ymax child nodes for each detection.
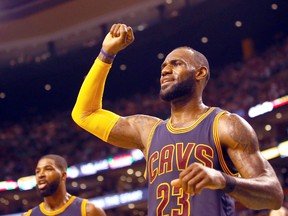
<box><xmin>86</xmin><ymin>202</ymin><xmax>106</xmax><ymax>216</ymax></box>
<box><xmin>218</xmin><ymin>112</ymin><xmax>259</xmax><ymax>151</ymax></box>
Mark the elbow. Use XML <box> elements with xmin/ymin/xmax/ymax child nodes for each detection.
<box><xmin>71</xmin><ymin>108</ymin><xmax>78</xmax><ymax>123</ymax></box>
<box><xmin>271</xmin><ymin>188</ymin><xmax>284</xmax><ymax>210</ymax></box>
<box><xmin>264</xmin><ymin>182</ymin><xmax>284</xmax><ymax>210</ymax></box>
<box><xmin>271</xmin><ymin>199</ymin><xmax>283</xmax><ymax>211</ymax></box>
<box><xmin>239</xmin><ymin>184</ymin><xmax>284</xmax><ymax>210</ymax></box>
<box><xmin>71</xmin><ymin>107</ymin><xmax>83</xmax><ymax>126</ymax></box>
<box><xmin>71</xmin><ymin>107</ymin><xmax>95</xmax><ymax>131</ymax></box>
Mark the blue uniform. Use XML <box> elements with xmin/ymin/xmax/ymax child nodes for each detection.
<box><xmin>25</xmin><ymin>196</ymin><xmax>88</xmax><ymax>216</ymax></box>
<box><xmin>146</xmin><ymin>107</ymin><xmax>237</xmax><ymax>216</ymax></box>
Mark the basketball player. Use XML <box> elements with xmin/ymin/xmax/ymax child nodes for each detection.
<box><xmin>72</xmin><ymin>23</ymin><xmax>283</xmax><ymax>215</ymax></box>
<box><xmin>22</xmin><ymin>154</ymin><xmax>106</xmax><ymax>216</ymax></box>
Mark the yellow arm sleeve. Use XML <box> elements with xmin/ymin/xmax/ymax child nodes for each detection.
<box><xmin>72</xmin><ymin>58</ymin><xmax>120</xmax><ymax>142</ymax></box>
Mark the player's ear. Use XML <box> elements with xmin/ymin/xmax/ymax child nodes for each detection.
<box><xmin>195</xmin><ymin>66</ymin><xmax>208</xmax><ymax>81</ymax></box>
<box><xmin>62</xmin><ymin>171</ymin><xmax>67</xmax><ymax>181</ymax></box>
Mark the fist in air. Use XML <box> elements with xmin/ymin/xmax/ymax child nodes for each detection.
<box><xmin>102</xmin><ymin>23</ymin><xmax>135</xmax><ymax>55</ymax></box>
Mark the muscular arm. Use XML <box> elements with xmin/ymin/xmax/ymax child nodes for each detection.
<box><xmin>171</xmin><ymin>112</ymin><xmax>283</xmax><ymax>210</ymax></box>
<box><xmin>219</xmin><ymin>113</ymin><xmax>283</xmax><ymax>210</ymax></box>
<box><xmin>72</xmin><ymin>24</ymin><xmax>160</xmax><ymax>151</ymax></box>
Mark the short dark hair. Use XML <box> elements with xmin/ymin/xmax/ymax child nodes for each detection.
<box><xmin>178</xmin><ymin>46</ymin><xmax>210</xmax><ymax>82</ymax></box>
<box><xmin>39</xmin><ymin>154</ymin><xmax>68</xmax><ymax>171</ymax></box>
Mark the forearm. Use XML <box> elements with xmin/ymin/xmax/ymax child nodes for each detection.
<box><xmin>72</xmin><ymin>57</ymin><xmax>110</xmax><ymax>112</ymax></box>
<box><xmin>228</xmin><ymin>174</ymin><xmax>283</xmax><ymax>210</ymax></box>
<box><xmin>72</xmin><ymin>54</ymin><xmax>120</xmax><ymax>141</ymax></box>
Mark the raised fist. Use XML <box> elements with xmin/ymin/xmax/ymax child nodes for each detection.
<box><xmin>102</xmin><ymin>23</ymin><xmax>135</xmax><ymax>55</ymax></box>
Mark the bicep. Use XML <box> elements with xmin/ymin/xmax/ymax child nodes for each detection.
<box><xmin>219</xmin><ymin>113</ymin><xmax>269</xmax><ymax>178</ymax></box>
<box><xmin>108</xmin><ymin>114</ymin><xmax>160</xmax><ymax>151</ymax></box>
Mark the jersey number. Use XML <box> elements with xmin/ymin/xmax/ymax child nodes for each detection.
<box><xmin>156</xmin><ymin>183</ymin><xmax>190</xmax><ymax>216</ymax></box>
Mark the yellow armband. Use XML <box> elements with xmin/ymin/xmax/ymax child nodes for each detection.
<box><xmin>72</xmin><ymin>58</ymin><xmax>120</xmax><ymax>142</ymax></box>
<box><xmin>79</xmin><ymin>109</ymin><xmax>120</xmax><ymax>142</ymax></box>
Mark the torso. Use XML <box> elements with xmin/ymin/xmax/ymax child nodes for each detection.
<box><xmin>145</xmin><ymin>107</ymin><xmax>236</xmax><ymax>216</ymax></box>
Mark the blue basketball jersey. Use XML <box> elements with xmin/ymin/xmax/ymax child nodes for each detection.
<box><xmin>26</xmin><ymin>196</ymin><xmax>87</xmax><ymax>216</ymax></box>
<box><xmin>146</xmin><ymin>107</ymin><xmax>237</xmax><ymax>216</ymax></box>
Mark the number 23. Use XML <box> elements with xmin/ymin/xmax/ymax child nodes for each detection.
<box><xmin>156</xmin><ymin>183</ymin><xmax>190</xmax><ymax>216</ymax></box>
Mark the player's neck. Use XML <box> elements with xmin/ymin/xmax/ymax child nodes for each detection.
<box><xmin>170</xmin><ymin>104</ymin><xmax>210</xmax><ymax>128</ymax></box>
<box><xmin>44</xmin><ymin>192</ymin><xmax>71</xmax><ymax>211</ymax></box>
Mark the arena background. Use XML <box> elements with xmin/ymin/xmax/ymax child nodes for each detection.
<box><xmin>0</xmin><ymin>0</ymin><xmax>287</xmax><ymax>215</ymax></box>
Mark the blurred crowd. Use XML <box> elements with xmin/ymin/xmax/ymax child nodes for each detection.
<box><xmin>205</xmin><ymin>37</ymin><xmax>288</xmax><ymax>116</ymax></box>
<box><xmin>0</xmin><ymin>37</ymin><xmax>288</xmax><ymax>182</ymax></box>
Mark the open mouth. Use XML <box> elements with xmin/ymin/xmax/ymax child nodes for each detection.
<box><xmin>37</xmin><ymin>181</ymin><xmax>47</xmax><ymax>190</ymax></box>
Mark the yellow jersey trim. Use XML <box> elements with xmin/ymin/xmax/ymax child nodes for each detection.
<box><xmin>81</xmin><ymin>199</ymin><xmax>88</xmax><ymax>216</ymax></box>
<box><xmin>39</xmin><ymin>196</ymin><xmax>76</xmax><ymax>215</ymax></box>
<box><xmin>25</xmin><ymin>209</ymin><xmax>32</xmax><ymax>216</ymax></box>
<box><xmin>144</xmin><ymin>119</ymin><xmax>163</xmax><ymax>179</ymax></box>
<box><xmin>167</xmin><ymin>107</ymin><xmax>215</xmax><ymax>133</ymax></box>
<box><xmin>213</xmin><ymin>111</ymin><xmax>239</xmax><ymax>176</ymax></box>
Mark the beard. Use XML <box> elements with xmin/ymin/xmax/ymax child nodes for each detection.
<box><xmin>36</xmin><ymin>176</ymin><xmax>60</xmax><ymax>197</ymax></box>
<box><xmin>160</xmin><ymin>76</ymin><xmax>194</xmax><ymax>102</ymax></box>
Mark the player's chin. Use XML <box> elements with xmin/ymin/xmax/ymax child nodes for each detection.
<box><xmin>160</xmin><ymin>90</ymin><xmax>175</xmax><ymax>102</ymax></box>
<box><xmin>36</xmin><ymin>186</ymin><xmax>48</xmax><ymax>196</ymax></box>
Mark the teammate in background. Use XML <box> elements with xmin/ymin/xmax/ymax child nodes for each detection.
<box><xmin>72</xmin><ymin>23</ymin><xmax>284</xmax><ymax>215</ymax></box>
<box><xmin>22</xmin><ymin>154</ymin><xmax>106</xmax><ymax>216</ymax></box>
